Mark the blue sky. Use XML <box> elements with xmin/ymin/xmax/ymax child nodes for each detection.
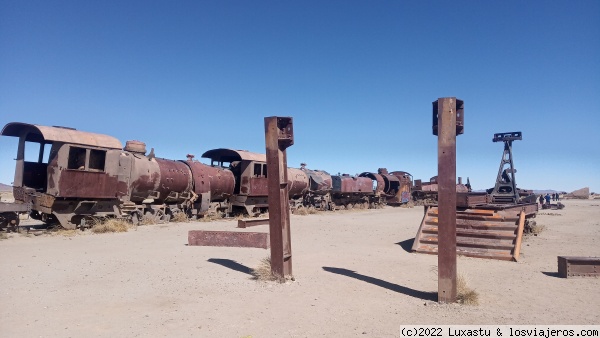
<box><xmin>1</xmin><ymin>1</ymin><xmax>599</xmax><ymax>193</ymax></box>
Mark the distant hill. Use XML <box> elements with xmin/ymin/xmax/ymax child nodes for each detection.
<box><xmin>474</xmin><ymin>189</ymin><xmax>566</xmax><ymax>195</ymax></box>
<box><xmin>0</xmin><ymin>183</ymin><xmax>12</xmax><ymax>191</ymax></box>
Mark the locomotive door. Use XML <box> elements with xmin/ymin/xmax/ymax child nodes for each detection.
<box><xmin>248</xmin><ymin>162</ymin><xmax>268</xmax><ymax>196</ymax></box>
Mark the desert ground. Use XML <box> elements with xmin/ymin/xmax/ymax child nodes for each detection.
<box><xmin>1</xmin><ymin>199</ymin><xmax>598</xmax><ymax>337</ymax></box>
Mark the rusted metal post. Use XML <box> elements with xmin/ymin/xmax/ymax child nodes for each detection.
<box><xmin>432</xmin><ymin>97</ymin><xmax>464</xmax><ymax>303</ymax></box>
<box><xmin>264</xmin><ymin>116</ymin><xmax>294</xmax><ymax>278</ymax></box>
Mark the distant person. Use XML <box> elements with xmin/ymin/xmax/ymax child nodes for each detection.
<box><xmin>545</xmin><ymin>194</ymin><xmax>551</xmax><ymax>205</ymax></box>
<box><xmin>539</xmin><ymin>195</ymin><xmax>544</xmax><ymax>207</ymax></box>
<box><xmin>556</xmin><ymin>193</ymin><xmax>560</xmax><ymax>201</ymax></box>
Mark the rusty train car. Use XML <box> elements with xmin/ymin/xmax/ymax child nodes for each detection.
<box><xmin>0</xmin><ymin>122</ymin><xmax>413</xmax><ymax>230</ymax></box>
<box><xmin>411</xmin><ymin>176</ymin><xmax>471</xmax><ymax>203</ymax></box>
<box><xmin>200</xmin><ymin>149</ymin><xmax>411</xmax><ymax>213</ymax></box>
<box><xmin>0</xmin><ymin>123</ymin><xmax>236</xmax><ymax>229</ymax></box>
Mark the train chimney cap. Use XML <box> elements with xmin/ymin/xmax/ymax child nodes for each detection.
<box><xmin>124</xmin><ymin>140</ymin><xmax>147</xmax><ymax>154</ymax></box>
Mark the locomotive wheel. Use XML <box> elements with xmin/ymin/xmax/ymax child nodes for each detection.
<box><xmin>1</xmin><ymin>212</ymin><xmax>20</xmax><ymax>232</ymax></box>
<box><xmin>346</xmin><ymin>203</ymin><xmax>353</xmax><ymax>210</ymax></box>
<box><xmin>129</xmin><ymin>212</ymin><xmax>140</xmax><ymax>226</ymax></box>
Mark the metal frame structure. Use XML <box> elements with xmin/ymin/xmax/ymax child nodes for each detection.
<box><xmin>490</xmin><ymin>132</ymin><xmax>522</xmax><ymax>204</ymax></box>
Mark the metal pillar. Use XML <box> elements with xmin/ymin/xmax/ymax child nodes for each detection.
<box><xmin>432</xmin><ymin>97</ymin><xmax>463</xmax><ymax>303</ymax></box>
<box><xmin>264</xmin><ymin>116</ymin><xmax>294</xmax><ymax>278</ymax></box>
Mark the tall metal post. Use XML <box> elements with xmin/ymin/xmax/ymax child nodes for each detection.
<box><xmin>432</xmin><ymin>97</ymin><xmax>464</xmax><ymax>303</ymax></box>
<box><xmin>264</xmin><ymin>116</ymin><xmax>294</xmax><ymax>278</ymax></box>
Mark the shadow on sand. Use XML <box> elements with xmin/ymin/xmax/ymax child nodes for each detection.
<box><xmin>541</xmin><ymin>271</ymin><xmax>562</xmax><ymax>278</ymax></box>
<box><xmin>322</xmin><ymin>266</ymin><xmax>437</xmax><ymax>301</ymax></box>
<box><xmin>396</xmin><ymin>238</ymin><xmax>415</xmax><ymax>253</ymax></box>
<box><xmin>208</xmin><ymin>258</ymin><xmax>253</xmax><ymax>275</ymax></box>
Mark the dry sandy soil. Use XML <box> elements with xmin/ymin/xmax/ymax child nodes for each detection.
<box><xmin>1</xmin><ymin>199</ymin><xmax>598</xmax><ymax>337</ymax></box>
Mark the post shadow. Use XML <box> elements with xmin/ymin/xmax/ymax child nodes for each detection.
<box><xmin>396</xmin><ymin>238</ymin><xmax>415</xmax><ymax>253</ymax></box>
<box><xmin>322</xmin><ymin>267</ymin><xmax>437</xmax><ymax>301</ymax></box>
<box><xmin>207</xmin><ymin>258</ymin><xmax>253</xmax><ymax>275</ymax></box>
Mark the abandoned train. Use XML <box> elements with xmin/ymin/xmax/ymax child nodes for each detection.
<box><xmin>0</xmin><ymin>122</ymin><xmax>413</xmax><ymax>229</ymax></box>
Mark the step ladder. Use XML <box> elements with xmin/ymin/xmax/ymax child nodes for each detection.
<box><xmin>411</xmin><ymin>206</ymin><xmax>526</xmax><ymax>261</ymax></box>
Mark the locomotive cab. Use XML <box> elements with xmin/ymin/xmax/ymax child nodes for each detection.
<box><xmin>202</xmin><ymin>148</ymin><xmax>268</xmax><ymax>215</ymax></box>
<box><xmin>1</xmin><ymin>122</ymin><xmax>124</xmax><ymax>227</ymax></box>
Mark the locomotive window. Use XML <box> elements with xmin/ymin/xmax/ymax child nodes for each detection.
<box><xmin>254</xmin><ymin>163</ymin><xmax>262</xmax><ymax>177</ymax></box>
<box><xmin>42</xmin><ymin>143</ymin><xmax>52</xmax><ymax>164</ymax></box>
<box><xmin>263</xmin><ymin>164</ymin><xmax>267</xmax><ymax>178</ymax></box>
<box><xmin>24</xmin><ymin>141</ymin><xmax>41</xmax><ymax>162</ymax></box>
<box><xmin>68</xmin><ymin>147</ymin><xmax>87</xmax><ymax>170</ymax></box>
<box><xmin>89</xmin><ymin>149</ymin><xmax>106</xmax><ymax>171</ymax></box>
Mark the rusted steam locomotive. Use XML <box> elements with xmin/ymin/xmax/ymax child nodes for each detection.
<box><xmin>0</xmin><ymin>122</ymin><xmax>238</xmax><ymax>229</ymax></box>
<box><xmin>0</xmin><ymin>122</ymin><xmax>413</xmax><ymax>230</ymax></box>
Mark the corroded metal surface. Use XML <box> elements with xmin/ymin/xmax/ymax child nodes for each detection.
<box><xmin>59</xmin><ymin>169</ymin><xmax>120</xmax><ymax>199</ymax></box>
<box><xmin>303</xmin><ymin>169</ymin><xmax>332</xmax><ymax>193</ymax></box>
<box><xmin>435</xmin><ymin>97</ymin><xmax>460</xmax><ymax>303</ymax></box>
<box><xmin>0</xmin><ymin>202</ymin><xmax>29</xmax><ymax>213</ymax></box>
<box><xmin>390</xmin><ymin>171</ymin><xmax>412</xmax><ymax>204</ymax></box>
<box><xmin>247</xmin><ymin>176</ymin><xmax>269</xmax><ymax>196</ymax></box>
<box><xmin>123</xmin><ymin>140</ymin><xmax>147</xmax><ymax>154</ymax></box>
<box><xmin>154</xmin><ymin>158</ymin><xmax>193</xmax><ymax>203</ymax></box>
<box><xmin>238</xmin><ymin>218</ymin><xmax>270</xmax><ymax>228</ymax></box>
<box><xmin>128</xmin><ymin>153</ymin><xmax>161</xmax><ymax>202</ymax></box>
<box><xmin>1</xmin><ymin>122</ymin><xmax>122</xmax><ymax>149</ymax></box>
<box><xmin>412</xmin><ymin>206</ymin><xmax>526</xmax><ymax>261</ymax></box>
<box><xmin>185</xmin><ymin>160</ymin><xmax>235</xmax><ymax>201</ymax></box>
<box><xmin>456</xmin><ymin>192</ymin><xmax>489</xmax><ymax>207</ymax></box>
<box><xmin>287</xmin><ymin>168</ymin><xmax>309</xmax><ymax>198</ymax></box>
<box><xmin>331</xmin><ymin>175</ymin><xmax>372</xmax><ymax>194</ymax></box>
<box><xmin>265</xmin><ymin>116</ymin><xmax>294</xmax><ymax>278</ymax></box>
<box><xmin>377</xmin><ymin>168</ymin><xmax>400</xmax><ymax>197</ymax></box>
<box><xmin>358</xmin><ymin>172</ymin><xmax>385</xmax><ymax>195</ymax></box>
<box><xmin>558</xmin><ymin>256</ymin><xmax>600</xmax><ymax>278</ymax></box>
<box><xmin>188</xmin><ymin>230</ymin><xmax>270</xmax><ymax>249</ymax></box>
<box><xmin>433</xmin><ymin>99</ymin><xmax>464</xmax><ymax>136</ymax></box>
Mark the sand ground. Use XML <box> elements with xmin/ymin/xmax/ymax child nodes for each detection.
<box><xmin>1</xmin><ymin>199</ymin><xmax>598</xmax><ymax>337</ymax></box>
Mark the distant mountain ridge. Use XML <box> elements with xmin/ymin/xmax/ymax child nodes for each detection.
<box><xmin>532</xmin><ymin>190</ymin><xmax>566</xmax><ymax>195</ymax></box>
<box><xmin>473</xmin><ymin>189</ymin><xmax>564</xmax><ymax>194</ymax></box>
<box><xmin>0</xmin><ymin>183</ymin><xmax>13</xmax><ymax>191</ymax></box>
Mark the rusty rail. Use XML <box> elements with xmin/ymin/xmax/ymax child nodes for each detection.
<box><xmin>237</xmin><ymin>218</ymin><xmax>269</xmax><ymax>228</ymax></box>
<box><xmin>264</xmin><ymin>116</ymin><xmax>294</xmax><ymax>278</ymax></box>
<box><xmin>512</xmin><ymin>211</ymin><xmax>525</xmax><ymax>261</ymax></box>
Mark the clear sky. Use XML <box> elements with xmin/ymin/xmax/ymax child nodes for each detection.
<box><xmin>1</xmin><ymin>1</ymin><xmax>599</xmax><ymax>193</ymax></box>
